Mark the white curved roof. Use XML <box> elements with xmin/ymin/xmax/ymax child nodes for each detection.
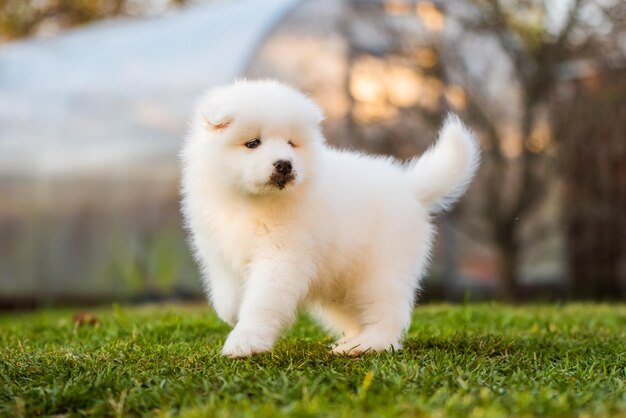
<box><xmin>0</xmin><ymin>0</ymin><xmax>302</xmax><ymax>176</ymax></box>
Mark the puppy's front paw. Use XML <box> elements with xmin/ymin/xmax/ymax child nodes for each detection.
<box><xmin>221</xmin><ymin>326</ymin><xmax>274</xmax><ymax>358</ymax></box>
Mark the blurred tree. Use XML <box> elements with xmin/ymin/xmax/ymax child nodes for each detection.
<box><xmin>337</xmin><ymin>0</ymin><xmax>625</xmax><ymax>300</ymax></box>
<box><xmin>449</xmin><ymin>0</ymin><xmax>587</xmax><ymax>301</ymax></box>
<box><xmin>457</xmin><ymin>0</ymin><xmax>625</xmax><ymax>300</ymax></box>
<box><xmin>0</xmin><ymin>0</ymin><xmax>191</xmax><ymax>41</ymax></box>
<box><xmin>554</xmin><ymin>69</ymin><xmax>626</xmax><ymax>299</ymax></box>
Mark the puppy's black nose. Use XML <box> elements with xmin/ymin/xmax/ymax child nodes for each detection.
<box><xmin>274</xmin><ymin>160</ymin><xmax>292</xmax><ymax>176</ymax></box>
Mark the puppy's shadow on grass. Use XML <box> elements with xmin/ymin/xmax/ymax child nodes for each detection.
<box><xmin>231</xmin><ymin>339</ymin><xmax>398</xmax><ymax>367</ymax></box>
<box><xmin>243</xmin><ymin>336</ymin><xmax>521</xmax><ymax>366</ymax></box>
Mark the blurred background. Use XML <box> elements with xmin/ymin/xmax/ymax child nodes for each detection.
<box><xmin>0</xmin><ymin>0</ymin><xmax>624</xmax><ymax>310</ymax></box>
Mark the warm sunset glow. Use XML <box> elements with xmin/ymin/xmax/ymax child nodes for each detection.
<box><xmin>444</xmin><ymin>85</ymin><xmax>466</xmax><ymax>110</ymax></box>
<box><xmin>500</xmin><ymin>126</ymin><xmax>523</xmax><ymax>159</ymax></box>
<box><xmin>384</xmin><ymin>0</ymin><xmax>413</xmax><ymax>16</ymax></box>
<box><xmin>353</xmin><ymin>102</ymin><xmax>398</xmax><ymax>123</ymax></box>
<box><xmin>385</xmin><ymin>64</ymin><xmax>422</xmax><ymax>107</ymax></box>
<box><xmin>349</xmin><ymin>56</ymin><xmax>387</xmax><ymax>104</ymax></box>
<box><xmin>527</xmin><ymin>120</ymin><xmax>552</xmax><ymax>153</ymax></box>
<box><xmin>349</xmin><ymin>54</ymin><xmax>446</xmax><ymax>121</ymax></box>
<box><xmin>419</xmin><ymin>76</ymin><xmax>443</xmax><ymax>110</ymax></box>
<box><xmin>350</xmin><ymin>73</ymin><xmax>386</xmax><ymax>104</ymax></box>
<box><xmin>414</xmin><ymin>47</ymin><xmax>438</xmax><ymax>68</ymax></box>
<box><xmin>316</xmin><ymin>92</ymin><xmax>348</xmax><ymax>118</ymax></box>
<box><xmin>415</xmin><ymin>2</ymin><xmax>445</xmax><ymax>31</ymax></box>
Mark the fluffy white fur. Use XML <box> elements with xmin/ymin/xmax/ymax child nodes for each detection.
<box><xmin>180</xmin><ymin>79</ymin><xmax>480</xmax><ymax>358</ymax></box>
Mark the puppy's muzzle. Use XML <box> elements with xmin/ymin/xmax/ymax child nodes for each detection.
<box><xmin>270</xmin><ymin>160</ymin><xmax>295</xmax><ymax>190</ymax></box>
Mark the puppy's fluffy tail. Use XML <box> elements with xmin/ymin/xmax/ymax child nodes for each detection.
<box><xmin>408</xmin><ymin>114</ymin><xmax>480</xmax><ymax>213</ymax></box>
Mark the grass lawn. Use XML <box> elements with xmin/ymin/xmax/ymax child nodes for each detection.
<box><xmin>1</xmin><ymin>303</ymin><xmax>625</xmax><ymax>417</ymax></box>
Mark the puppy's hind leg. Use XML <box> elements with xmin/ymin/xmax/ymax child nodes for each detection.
<box><xmin>331</xmin><ymin>272</ymin><xmax>415</xmax><ymax>356</ymax></box>
<box><xmin>309</xmin><ymin>304</ymin><xmax>362</xmax><ymax>344</ymax></box>
<box><xmin>204</xmin><ymin>259</ymin><xmax>241</xmax><ymax>327</ymax></box>
<box><xmin>209</xmin><ymin>275</ymin><xmax>240</xmax><ymax>327</ymax></box>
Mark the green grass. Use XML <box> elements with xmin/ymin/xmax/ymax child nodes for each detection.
<box><xmin>1</xmin><ymin>304</ymin><xmax>625</xmax><ymax>417</ymax></box>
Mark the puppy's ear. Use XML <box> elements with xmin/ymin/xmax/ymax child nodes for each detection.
<box><xmin>197</xmin><ymin>89</ymin><xmax>233</xmax><ymax>132</ymax></box>
<box><xmin>306</xmin><ymin>98</ymin><xmax>325</xmax><ymax>125</ymax></box>
<box><xmin>312</xmin><ymin>103</ymin><xmax>325</xmax><ymax>125</ymax></box>
<box><xmin>202</xmin><ymin>113</ymin><xmax>232</xmax><ymax>131</ymax></box>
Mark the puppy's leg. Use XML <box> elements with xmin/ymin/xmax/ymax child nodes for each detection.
<box><xmin>309</xmin><ymin>304</ymin><xmax>362</xmax><ymax>343</ymax></box>
<box><xmin>332</xmin><ymin>274</ymin><xmax>414</xmax><ymax>356</ymax></box>
<box><xmin>204</xmin><ymin>258</ymin><xmax>240</xmax><ymax>327</ymax></box>
<box><xmin>209</xmin><ymin>274</ymin><xmax>240</xmax><ymax>327</ymax></box>
<box><xmin>221</xmin><ymin>258</ymin><xmax>313</xmax><ymax>358</ymax></box>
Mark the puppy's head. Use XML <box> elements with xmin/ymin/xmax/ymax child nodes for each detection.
<box><xmin>191</xmin><ymin>79</ymin><xmax>324</xmax><ymax>196</ymax></box>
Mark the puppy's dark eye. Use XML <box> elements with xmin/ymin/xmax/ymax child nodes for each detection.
<box><xmin>288</xmin><ymin>140</ymin><xmax>296</xmax><ymax>148</ymax></box>
<box><xmin>245</xmin><ymin>138</ymin><xmax>261</xmax><ymax>149</ymax></box>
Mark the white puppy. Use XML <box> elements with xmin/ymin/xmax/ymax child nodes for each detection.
<box><xmin>180</xmin><ymin>79</ymin><xmax>479</xmax><ymax>358</ymax></box>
